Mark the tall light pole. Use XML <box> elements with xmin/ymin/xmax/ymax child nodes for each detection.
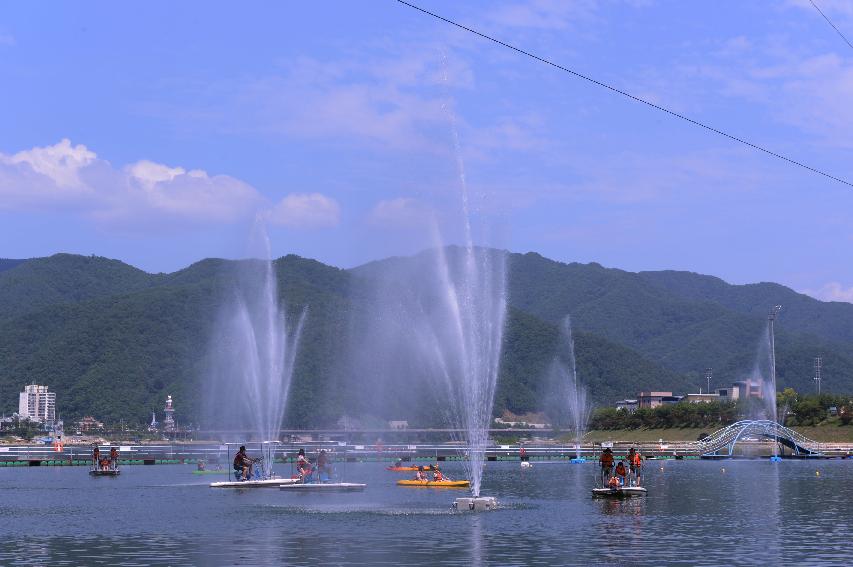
<box><xmin>705</xmin><ymin>368</ymin><xmax>713</xmax><ymax>395</ymax></box>
<box><xmin>768</xmin><ymin>305</ymin><xmax>782</xmax><ymax>392</ymax></box>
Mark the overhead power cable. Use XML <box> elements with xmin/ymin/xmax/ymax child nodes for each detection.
<box><xmin>395</xmin><ymin>0</ymin><xmax>853</xmax><ymax>189</ymax></box>
<box><xmin>809</xmin><ymin>0</ymin><xmax>853</xmax><ymax>51</ymax></box>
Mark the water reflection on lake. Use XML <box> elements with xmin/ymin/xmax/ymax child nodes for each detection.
<box><xmin>1</xmin><ymin>460</ymin><xmax>850</xmax><ymax>565</ymax></box>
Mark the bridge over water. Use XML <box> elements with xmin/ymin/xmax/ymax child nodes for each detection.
<box><xmin>691</xmin><ymin>420</ymin><xmax>823</xmax><ymax>457</ymax></box>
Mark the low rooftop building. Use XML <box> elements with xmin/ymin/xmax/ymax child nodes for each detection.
<box><xmin>638</xmin><ymin>391</ymin><xmax>682</xmax><ymax>408</ymax></box>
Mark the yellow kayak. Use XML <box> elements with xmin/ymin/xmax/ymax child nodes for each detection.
<box><xmin>397</xmin><ymin>479</ymin><xmax>470</xmax><ymax>488</ymax></box>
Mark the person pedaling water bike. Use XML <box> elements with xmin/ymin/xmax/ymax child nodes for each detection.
<box><xmin>317</xmin><ymin>450</ymin><xmax>330</xmax><ymax>477</ymax></box>
<box><xmin>233</xmin><ymin>446</ymin><xmax>258</xmax><ymax>481</ymax></box>
<box><xmin>598</xmin><ymin>447</ymin><xmax>614</xmax><ymax>486</ymax></box>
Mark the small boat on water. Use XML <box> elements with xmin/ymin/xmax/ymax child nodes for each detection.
<box><xmin>209</xmin><ymin>442</ymin><xmax>298</xmax><ymax>489</ymax></box>
<box><xmin>592</xmin><ymin>486</ymin><xmax>647</xmax><ymax>498</ymax></box>
<box><xmin>397</xmin><ymin>479</ymin><xmax>469</xmax><ymax>488</ymax></box>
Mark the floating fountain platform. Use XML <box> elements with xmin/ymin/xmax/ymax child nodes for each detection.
<box><xmin>453</xmin><ymin>496</ymin><xmax>498</xmax><ymax>512</ymax></box>
<box><xmin>570</xmin><ymin>457</ymin><xmax>586</xmax><ymax>464</ymax></box>
<box><xmin>279</xmin><ymin>482</ymin><xmax>366</xmax><ymax>492</ymax></box>
<box><xmin>592</xmin><ymin>486</ymin><xmax>647</xmax><ymax>498</ymax></box>
<box><xmin>769</xmin><ymin>456</ymin><xmax>783</xmax><ymax>462</ymax></box>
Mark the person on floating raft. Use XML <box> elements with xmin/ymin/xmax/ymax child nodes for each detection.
<box><xmin>598</xmin><ymin>448</ymin><xmax>614</xmax><ymax>486</ymax></box>
<box><xmin>628</xmin><ymin>448</ymin><xmax>643</xmax><ymax>486</ymax></box>
<box><xmin>614</xmin><ymin>461</ymin><xmax>627</xmax><ymax>486</ymax></box>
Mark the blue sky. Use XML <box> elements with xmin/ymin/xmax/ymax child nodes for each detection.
<box><xmin>1</xmin><ymin>0</ymin><xmax>852</xmax><ymax>300</ymax></box>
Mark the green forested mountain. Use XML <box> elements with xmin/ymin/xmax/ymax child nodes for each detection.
<box><xmin>0</xmin><ymin>250</ymin><xmax>851</xmax><ymax>427</ymax></box>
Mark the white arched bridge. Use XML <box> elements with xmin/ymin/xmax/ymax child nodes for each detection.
<box><xmin>692</xmin><ymin>420</ymin><xmax>823</xmax><ymax>457</ymax></box>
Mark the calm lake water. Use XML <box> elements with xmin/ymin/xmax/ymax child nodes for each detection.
<box><xmin>1</xmin><ymin>459</ymin><xmax>850</xmax><ymax>566</ymax></box>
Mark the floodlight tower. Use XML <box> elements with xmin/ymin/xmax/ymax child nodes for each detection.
<box><xmin>768</xmin><ymin>305</ymin><xmax>782</xmax><ymax>460</ymax></box>
<box><xmin>814</xmin><ymin>357</ymin><xmax>823</xmax><ymax>395</ymax></box>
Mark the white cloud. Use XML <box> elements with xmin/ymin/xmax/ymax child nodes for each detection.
<box><xmin>804</xmin><ymin>282</ymin><xmax>853</xmax><ymax>303</ymax></box>
<box><xmin>690</xmin><ymin>35</ymin><xmax>853</xmax><ymax>148</ymax></box>
<box><xmin>489</xmin><ymin>0</ymin><xmax>598</xmax><ymax>30</ymax></box>
<box><xmin>267</xmin><ymin>193</ymin><xmax>340</xmax><ymax>229</ymax></box>
<box><xmin>4</xmin><ymin>138</ymin><xmax>95</xmax><ymax>188</ymax></box>
<box><xmin>368</xmin><ymin>197</ymin><xmax>432</xmax><ymax>228</ymax></box>
<box><xmin>0</xmin><ymin>139</ymin><xmax>326</xmax><ymax>228</ymax></box>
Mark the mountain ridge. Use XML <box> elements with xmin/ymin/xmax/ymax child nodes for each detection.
<box><xmin>1</xmin><ymin>250</ymin><xmax>850</xmax><ymax>426</ymax></box>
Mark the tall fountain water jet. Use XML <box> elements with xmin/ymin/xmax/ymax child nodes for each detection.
<box><xmin>439</xmin><ymin>87</ymin><xmax>507</xmax><ymax>499</ymax></box>
<box><xmin>550</xmin><ymin>316</ymin><xmax>590</xmax><ymax>462</ymax></box>
<box><xmin>207</xmin><ymin>220</ymin><xmax>306</xmax><ymax>455</ymax></box>
<box><xmin>350</xmin><ymin>242</ymin><xmax>505</xmax><ymax>501</ymax></box>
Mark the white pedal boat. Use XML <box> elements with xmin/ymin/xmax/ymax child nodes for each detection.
<box><xmin>210</xmin><ymin>477</ymin><xmax>300</xmax><ymax>488</ymax></box>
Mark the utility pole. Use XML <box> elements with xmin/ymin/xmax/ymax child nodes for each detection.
<box><xmin>814</xmin><ymin>357</ymin><xmax>822</xmax><ymax>395</ymax></box>
<box><xmin>705</xmin><ymin>368</ymin><xmax>713</xmax><ymax>395</ymax></box>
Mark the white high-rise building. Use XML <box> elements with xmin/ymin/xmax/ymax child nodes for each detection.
<box><xmin>18</xmin><ymin>384</ymin><xmax>56</xmax><ymax>424</ymax></box>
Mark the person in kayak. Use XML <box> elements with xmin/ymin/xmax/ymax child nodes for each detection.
<box><xmin>233</xmin><ymin>446</ymin><xmax>256</xmax><ymax>481</ymax></box>
<box><xmin>599</xmin><ymin>448</ymin><xmax>614</xmax><ymax>486</ymax></box>
<box><xmin>432</xmin><ymin>468</ymin><xmax>444</xmax><ymax>482</ymax></box>
<box><xmin>415</xmin><ymin>469</ymin><xmax>427</xmax><ymax>482</ymax></box>
<box><xmin>614</xmin><ymin>460</ymin><xmax>627</xmax><ymax>486</ymax></box>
